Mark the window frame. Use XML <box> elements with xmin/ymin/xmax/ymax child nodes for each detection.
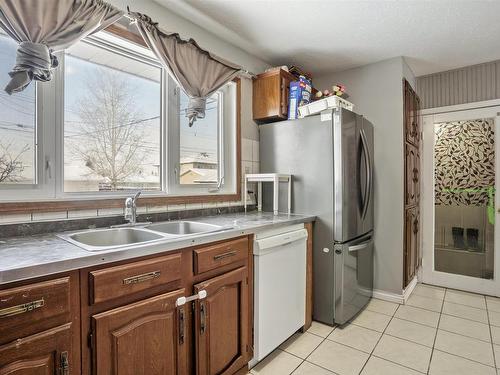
<box><xmin>0</xmin><ymin>25</ymin><xmax>241</xmax><ymax>214</ymax></box>
<box><xmin>57</xmin><ymin>32</ymin><xmax>166</xmax><ymax>198</ymax></box>
<box><xmin>167</xmin><ymin>80</ymin><xmax>238</xmax><ymax>196</ymax></box>
<box><xmin>0</xmin><ymin>31</ymin><xmax>57</xmax><ymax>200</ymax></box>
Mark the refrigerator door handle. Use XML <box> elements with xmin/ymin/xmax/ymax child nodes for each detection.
<box><xmin>348</xmin><ymin>237</ymin><xmax>373</xmax><ymax>252</ymax></box>
<box><xmin>360</xmin><ymin>128</ymin><xmax>372</xmax><ymax>220</ymax></box>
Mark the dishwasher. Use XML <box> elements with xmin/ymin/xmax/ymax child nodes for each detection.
<box><xmin>250</xmin><ymin>224</ymin><xmax>308</xmax><ymax>368</ymax></box>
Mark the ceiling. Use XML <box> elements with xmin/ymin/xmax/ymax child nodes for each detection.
<box><xmin>154</xmin><ymin>0</ymin><xmax>500</xmax><ymax>78</ymax></box>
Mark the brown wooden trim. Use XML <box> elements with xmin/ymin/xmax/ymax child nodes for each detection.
<box><xmin>0</xmin><ymin>79</ymin><xmax>242</xmax><ymax>214</ymax></box>
<box><xmin>104</xmin><ymin>23</ymin><xmax>147</xmax><ymax>48</ymax></box>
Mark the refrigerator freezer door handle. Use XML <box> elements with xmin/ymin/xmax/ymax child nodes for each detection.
<box><xmin>360</xmin><ymin>128</ymin><xmax>372</xmax><ymax>220</ymax></box>
<box><xmin>348</xmin><ymin>238</ymin><xmax>373</xmax><ymax>252</ymax></box>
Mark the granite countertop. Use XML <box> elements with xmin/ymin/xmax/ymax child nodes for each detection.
<box><xmin>0</xmin><ymin>212</ymin><xmax>315</xmax><ymax>285</ymax></box>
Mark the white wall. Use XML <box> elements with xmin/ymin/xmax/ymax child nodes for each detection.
<box><xmin>316</xmin><ymin>57</ymin><xmax>413</xmax><ymax>295</ymax></box>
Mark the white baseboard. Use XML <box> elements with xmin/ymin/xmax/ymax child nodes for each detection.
<box><xmin>402</xmin><ymin>276</ymin><xmax>418</xmax><ymax>303</ymax></box>
<box><xmin>372</xmin><ymin>276</ymin><xmax>418</xmax><ymax>304</ymax></box>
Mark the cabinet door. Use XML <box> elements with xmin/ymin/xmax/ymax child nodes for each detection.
<box><xmin>404</xmin><ymin>207</ymin><xmax>418</xmax><ymax>286</ymax></box>
<box><xmin>404</xmin><ymin>82</ymin><xmax>412</xmax><ymax>141</ymax></box>
<box><xmin>0</xmin><ymin>324</ymin><xmax>72</xmax><ymax>375</ymax></box>
<box><xmin>252</xmin><ymin>73</ymin><xmax>281</xmax><ymax>120</ymax></box>
<box><xmin>92</xmin><ymin>289</ymin><xmax>187</xmax><ymax>375</ymax></box>
<box><xmin>404</xmin><ymin>81</ymin><xmax>420</xmax><ymax>147</ymax></box>
<box><xmin>405</xmin><ymin>144</ymin><xmax>417</xmax><ymax>206</ymax></box>
<box><xmin>414</xmin><ymin>150</ymin><xmax>421</xmax><ymax>203</ymax></box>
<box><xmin>194</xmin><ymin>267</ymin><xmax>250</xmax><ymax>375</ymax></box>
<box><xmin>279</xmin><ymin>71</ymin><xmax>293</xmax><ymax>118</ymax></box>
<box><xmin>415</xmin><ymin>94</ymin><xmax>421</xmax><ymax>146</ymax></box>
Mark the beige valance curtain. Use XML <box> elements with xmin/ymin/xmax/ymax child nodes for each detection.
<box><xmin>0</xmin><ymin>0</ymin><xmax>123</xmax><ymax>94</ymax></box>
<box><xmin>130</xmin><ymin>11</ymin><xmax>242</xmax><ymax>126</ymax></box>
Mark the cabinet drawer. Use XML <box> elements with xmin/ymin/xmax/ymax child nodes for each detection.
<box><xmin>89</xmin><ymin>253</ymin><xmax>182</xmax><ymax>304</ymax></box>
<box><xmin>194</xmin><ymin>237</ymin><xmax>248</xmax><ymax>275</ymax></box>
<box><xmin>0</xmin><ymin>277</ymin><xmax>71</xmax><ymax>345</ymax></box>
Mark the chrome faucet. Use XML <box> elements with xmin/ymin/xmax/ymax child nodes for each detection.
<box><xmin>124</xmin><ymin>191</ymin><xmax>141</xmax><ymax>225</ymax></box>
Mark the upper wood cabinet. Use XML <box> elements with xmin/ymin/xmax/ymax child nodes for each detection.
<box><xmin>194</xmin><ymin>266</ymin><xmax>251</xmax><ymax>375</ymax></box>
<box><xmin>253</xmin><ymin>69</ymin><xmax>296</xmax><ymax>123</ymax></box>
<box><xmin>92</xmin><ymin>288</ymin><xmax>188</xmax><ymax>375</ymax></box>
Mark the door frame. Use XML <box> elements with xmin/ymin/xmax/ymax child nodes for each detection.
<box><xmin>421</xmin><ymin>99</ymin><xmax>500</xmax><ymax>296</ymax></box>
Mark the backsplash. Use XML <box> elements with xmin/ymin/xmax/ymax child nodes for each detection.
<box><xmin>0</xmin><ymin>138</ymin><xmax>259</xmax><ymax>225</ymax></box>
<box><xmin>0</xmin><ymin>204</ymin><xmax>257</xmax><ymax>239</ymax></box>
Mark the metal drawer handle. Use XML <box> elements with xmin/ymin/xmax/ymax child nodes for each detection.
<box><xmin>0</xmin><ymin>298</ymin><xmax>45</xmax><ymax>318</ymax></box>
<box><xmin>123</xmin><ymin>271</ymin><xmax>161</xmax><ymax>285</ymax></box>
<box><xmin>200</xmin><ymin>301</ymin><xmax>206</xmax><ymax>334</ymax></box>
<box><xmin>178</xmin><ymin>308</ymin><xmax>185</xmax><ymax>345</ymax></box>
<box><xmin>213</xmin><ymin>250</ymin><xmax>237</xmax><ymax>261</ymax></box>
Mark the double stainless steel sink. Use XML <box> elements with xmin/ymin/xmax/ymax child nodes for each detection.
<box><xmin>59</xmin><ymin>221</ymin><xmax>227</xmax><ymax>252</ymax></box>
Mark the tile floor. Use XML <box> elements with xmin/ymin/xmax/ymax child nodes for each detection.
<box><xmin>249</xmin><ymin>283</ymin><xmax>500</xmax><ymax>375</ymax></box>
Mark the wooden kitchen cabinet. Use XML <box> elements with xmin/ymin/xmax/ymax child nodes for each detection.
<box><xmin>404</xmin><ymin>80</ymin><xmax>421</xmax><ymax>147</ymax></box>
<box><xmin>403</xmin><ymin>78</ymin><xmax>422</xmax><ymax>287</ymax></box>
<box><xmin>405</xmin><ymin>143</ymin><xmax>420</xmax><ymax>206</ymax></box>
<box><xmin>1</xmin><ymin>229</ymin><xmax>312</xmax><ymax>375</ymax></box>
<box><xmin>91</xmin><ymin>288</ymin><xmax>187</xmax><ymax>375</ymax></box>
<box><xmin>0</xmin><ymin>272</ymin><xmax>80</xmax><ymax>375</ymax></box>
<box><xmin>194</xmin><ymin>267</ymin><xmax>251</xmax><ymax>375</ymax></box>
<box><xmin>82</xmin><ymin>235</ymin><xmax>254</xmax><ymax>375</ymax></box>
<box><xmin>0</xmin><ymin>324</ymin><xmax>72</xmax><ymax>375</ymax></box>
<box><xmin>404</xmin><ymin>206</ymin><xmax>420</xmax><ymax>283</ymax></box>
<box><xmin>253</xmin><ymin>68</ymin><xmax>296</xmax><ymax>123</ymax></box>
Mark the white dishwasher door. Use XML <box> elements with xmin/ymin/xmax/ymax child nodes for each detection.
<box><xmin>252</xmin><ymin>227</ymin><xmax>308</xmax><ymax>366</ymax></box>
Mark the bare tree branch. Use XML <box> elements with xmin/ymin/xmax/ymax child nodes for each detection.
<box><xmin>0</xmin><ymin>142</ymin><xmax>29</xmax><ymax>183</ymax></box>
<box><xmin>68</xmin><ymin>69</ymin><xmax>148</xmax><ymax>190</ymax></box>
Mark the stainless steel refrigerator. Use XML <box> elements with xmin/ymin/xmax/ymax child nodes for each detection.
<box><xmin>260</xmin><ymin>107</ymin><xmax>374</xmax><ymax>325</ymax></box>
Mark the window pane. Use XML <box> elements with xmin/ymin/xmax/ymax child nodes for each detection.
<box><xmin>0</xmin><ymin>34</ymin><xmax>36</xmax><ymax>185</ymax></box>
<box><xmin>64</xmin><ymin>35</ymin><xmax>162</xmax><ymax>192</ymax></box>
<box><xmin>179</xmin><ymin>90</ymin><xmax>220</xmax><ymax>185</ymax></box>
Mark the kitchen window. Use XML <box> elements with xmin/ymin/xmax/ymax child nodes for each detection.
<box><xmin>0</xmin><ymin>34</ymin><xmax>37</xmax><ymax>186</ymax></box>
<box><xmin>63</xmin><ymin>35</ymin><xmax>162</xmax><ymax>193</ymax></box>
<box><xmin>168</xmin><ymin>79</ymin><xmax>237</xmax><ymax>196</ymax></box>
<box><xmin>0</xmin><ymin>27</ymin><xmax>240</xmax><ymax>207</ymax></box>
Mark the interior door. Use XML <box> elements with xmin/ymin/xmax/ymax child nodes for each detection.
<box><xmin>92</xmin><ymin>289</ymin><xmax>187</xmax><ymax>375</ymax></box>
<box><xmin>194</xmin><ymin>267</ymin><xmax>250</xmax><ymax>375</ymax></box>
<box><xmin>422</xmin><ymin>107</ymin><xmax>500</xmax><ymax>296</ymax></box>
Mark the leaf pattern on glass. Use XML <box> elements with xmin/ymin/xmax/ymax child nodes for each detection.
<box><xmin>434</xmin><ymin>118</ymin><xmax>495</xmax><ymax>206</ymax></box>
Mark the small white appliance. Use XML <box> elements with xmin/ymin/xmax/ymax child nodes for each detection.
<box><xmin>250</xmin><ymin>224</ymin><xmax>308</xmax><ymax>368</ymax></box>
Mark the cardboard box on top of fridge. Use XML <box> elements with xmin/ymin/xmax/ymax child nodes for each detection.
<box><xmin>298</xmin><ymin>95</ymin><xmax>354</xmax><ymax>119</ymax></box>
<box><xmin>288</xmin><ymin>76</ymin><xmax>312</xmax><ymax>120</ymax></box>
